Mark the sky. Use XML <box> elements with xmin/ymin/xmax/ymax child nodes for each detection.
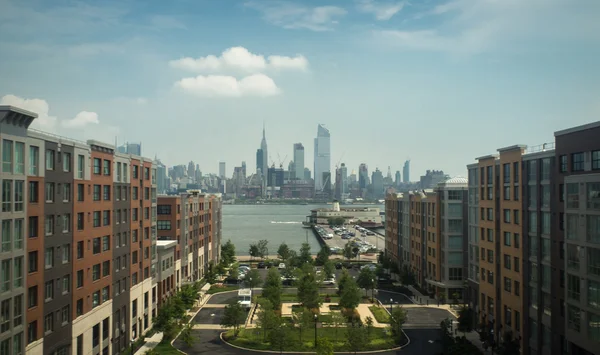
<box><xmin>1</xmin><ymin>0</ymin><xmax>599</xmax><ymax>179</ymax></box>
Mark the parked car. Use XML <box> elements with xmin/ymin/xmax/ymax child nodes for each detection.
<box><xmin>278</xmin><ymin>263</ymin><xmax>286</xmax><ymax>269</ymax></box>
<box><xmin>257</xmin><ymin>261</ymin><xmax>266</xmax><ymax>268</ymax></box>
<box><xmin>335</xmin><ymin>262</ymin><xmax>343</xmax><ymax>269</ymax></box>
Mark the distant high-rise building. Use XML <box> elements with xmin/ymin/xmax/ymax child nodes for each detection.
<box><xmin>219</xmin><ymin>161</ymin><xmax>226</xmax><ymax>179</ymax></box>
<box><xmin>403</xmin><ymin>160</ymin><xmax>410</xmax><ymax>183</ymax></box>
<box><xmin>314</xmin><ymin>124</ymin><xmax>330</xmax><ymax>192</ymax></box>
<box><xmin>349</xmin><ymin>170</ymin><xmax>357</xmax><ymax>184</ymax></box>
<box><xmin>395</xmin><ymin>170</ymin><xmax>401</xmax><ymax>186</ymax></box>
<box><xmin>241</xmin><ymin>161</ymin><xmax>247</xmax><ymax>179</ymax></box>
<box><xmin>188</xmin><ymin>161</ymin><xmax>195</xmax><ymax>180</ymax></box>
<box><xmin>156</xmin><ymin>159</ymin><xmax>168</xmax><ymax>193</ymax></box>
<box><xmin>387</xmin><ymin>166</ymin><xmax>392</xmax><ymax>179</ymax></box>
<box><xmin>293</xmin><ymin>143</ymin><xmax>305</xmax><ymax>180</ymax></box>
<box><xmin>341</xmin><ymin>163</ymin><xmax>348</xmax><ymax>196</ymax></box>
<box><xmin>334</xmin><ymin>167</ymin><xmax>342</xmax><ymax>200</ymax></box>
<box><xmin>117</xmin><ymin>142</ymin><xmax>142</xmax><ymax>156</ymax></box>
<box><xmin>260</xmin><ymin>123</ymin><xmax>268</xmax><ymax>180</ymax></box>
<box><xmin>304</xmin><ymin>168</ymin><xmax>311</xmax><ymax>180</ymax></box>
<box><xmin>371</xmin><ymin>168</ymin><xmax>384</xmax><ymax>199</ymax></box>
<box><xmin>256</xmin><ymin>148</ymin><xmax>264</xmax><ymax>176</ymax></box>
<box><xmin>359</xmin><ymin>163</ymin><xmax>369</xmax><ymax>189</ymax></box>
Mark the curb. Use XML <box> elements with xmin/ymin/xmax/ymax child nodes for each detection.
<box><xmin>220</xmin><ymin>331</ymin><xmax>408</xmax><ymax>354</ymax></box>
<box><xmin>375</xmin><ymin>298</ymin><xmax>411</xmax><ymax>350</ymax></box>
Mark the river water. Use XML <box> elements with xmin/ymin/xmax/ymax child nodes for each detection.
<box><xmin>222</xmin><ymin>204</ymin><xmax>384</xmax><ymax>256</ymax></box>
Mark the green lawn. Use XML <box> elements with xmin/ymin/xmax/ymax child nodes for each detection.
<box><xmin>225</xmin><ymin>326</ymin><xmax>400</xmax><ymax>352</ymax></box>
<box><xmin>206</xmin><ymin>285</ymin><xmax>239</xmax><ymax>294</ymax></box>
<box><xmin>152</xmin><ymin>342</ymin><xmax>183</xmax><ymax>354</ymax></box>
<box><xmin>368</xmin><ymin>306</ymin><xmax>390</xmax><ymax>323</ymax></box>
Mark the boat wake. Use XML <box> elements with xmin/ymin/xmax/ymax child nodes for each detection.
<box><xmin>270</xmin><ymin>221</ymin><xmax>302</xmax><ymax>224</ymax></box>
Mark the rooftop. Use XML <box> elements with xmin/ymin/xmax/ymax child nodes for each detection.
<box><xmin>555</xmin><ymin>120</ymin><xmax>600</xmax><ymax>137</ymax></box>
<box><xmin>438</xmin><ymin>176</ymin><xmax>468</xmax><ymax>187</ymax></box>
<box><xmin>157</xmin><ymin>240</ymin><xmax>176</xmax><ymax>249</ymax></box>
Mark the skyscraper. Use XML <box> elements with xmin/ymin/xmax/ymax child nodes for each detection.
<box><xmin>403</xmin><ymin>160</ymin><xmax>410</xmax><ymax>183</ymax></box>
<box><xmin>293</xmin><ymin>143</ymin><xmax>305</xmax><ymax>180</ymax></box>
<box><xmin>219</xmin><ymin>161</ymin><xmax>226</xmax><ymax>179</ymax></box>
<box><xmin>359</xmin><ymin>163</ymin><xmax>369</xmax><ymax>189</ymax></box>
<box><xmin>395</xmin><ymin>170</ymin><xmax>401</xmax><ymax>186</ymax></box>
<box><xmin>341</xmin><ymin>163</ymin><xmax>348</xmax><ymax>196</ymax></box>
<box><xmin>260</xmin><ymin>123</ymin><xmax>268</xmax><ymax>180</ymax></box>
<box><xmin>314</xmin><ymin>124</ymin><xmax>330</xmax><ymax>192</ymax></box>
<box><xmin>256</xmin><ymin>148</ymin><xmax>263</xmax><ymax>175</ymax></box>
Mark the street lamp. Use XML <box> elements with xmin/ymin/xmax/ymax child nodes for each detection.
<box><xmin>314</xmin><ymin>314</ymin><xmax>318</xmax><ymax>348</ymax></box>
<box><xmin>389</xmin><ymin>298</ymin><xmax>393</xmax><ymax>315</ymax></box>
<box><xmin>130</xmin><ymin>339</ymin><xmax>134</xmax><ymax>355</ymax></box>
<box><xmin>371</xmin><ymin>278</ymin><xmax>375</xmax><ymax>302</ymax></box>
<box><xmin>249</xmin><ymin>277</ymin><xmax>253</xmax><ymax>292</ymax></box>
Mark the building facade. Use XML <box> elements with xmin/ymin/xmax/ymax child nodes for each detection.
<box><xmin>313</xmin><ymin>124</ymin><xmax>330</xmax><ymax>194</ymax></box>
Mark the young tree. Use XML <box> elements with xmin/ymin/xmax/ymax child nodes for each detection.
<box><xmin>180</xmin><ymin>322</ymin><xmax>195</xmax><ymax>348</ymax></box>
<box><xmin>269</xmin><ymin>322</ymin><xmax>293</xmax><ymax>352</ymax></box>
<box><xmin>298</xmin><ymin>242</ymin><xmax>313</xmax><ymax>265</ymax></box>
<box><xmin>256</xmin><ymin>299</ymin><xmax>278</xmax><ymax>341</ymax></box>
<box><xmin>257</xmin><ymin>239</ymin><xmax>269</xmax><ymax>259</ymax></box>
<box><xmin>277</xmin><ymin>242</ymin><xmax>291</xmax><ymax>261</ymax></box>
<box><xmin>337</xmin><ymin>268</ymin><xmax>352</xmax><ymax>296</ymax></box>
<box><xmin>365</xmin><ymin>316</ymin><xmax>374</xmax><ymax>339</ymax></box>
<box><xmin>221</xmin><ymin>300</ymin><xmax>246</xmax><ymax>336</ymax></box>
<box><xmin>221</xmin><ymin>240</ymin><xmax>236</xmax><ymax>265</ymax></box>
<box><xmin>316</xmin><ymin>338</ymin><xmax>334</xmax><ymax>355</ymax></box>
<box><xmin>262</xmin><ymin>267</ymin><xmax>283</xmax><ymax>310</ymax></box>
<box><xmin>331</xmin><ymin>311</ymin><xmax>346</xmax><ymax>341</ymax></box>
<box><xmin>293</xmin><ymin>307</ymin><xmax>315</xmax><ymax>342</ymax></box>
<box><xmin>315</xmin><ymin>246</ymin><xmax>331</xmax><ymax>266</ymax></box>
<box><xmin>249</xmin><ymin>243</ymin><xmax>259</xmax><ymax>261</ymax></box>
<box><xmin>457</xmin><ymin>306</ymin><xmax>474</xmax><ymax>335</ymax></box>
<box><xmin>297</xmin><ymin>264</ymin><xmax>321</xmax><ymax>309</ymax></box>
<box><xmin>451</xmin><ymin>292</ymin><xmax>460</xmax><ymax>307</ymax></box>
<box><xmin>204</xmin><ymin>261</ymin><xmax>217</xmax><ymax>284</ymax></box>
<box><xmin>323</xmin><ymin>260</ymin><xmax>335</xmax><ymax>279</ymax></box>
<box><xmin>356</xmin><ymin>267</ymin><xmax>376</xmax><ymax>297</ymax></box>
<box><xmin>228</xmin><ymin>264</ymin><xmax>239</xmax><ymax>281</ymax></box>
<box><xmin>339</xmin><ymin>276</ymin><xmax>361</xmax><ymax>310</ymax></box>
<box><xmin>343</xmin><ymin>242</ymin><xmax>356</xmax><ymax>261</ymax></box>
<box><xmin>346</xmin><ymin>324</ymin><xmax>368</xmax><ymax>354</ymax></box>
<box><xmin>244</xmin><ymin>269</ymin><xmax>262</xmax><ymax>289</ymax></box>
<box><xmin>389</xmin><ymin>307</ymin><xmax>407</xmax><ymax>342</ymax></box>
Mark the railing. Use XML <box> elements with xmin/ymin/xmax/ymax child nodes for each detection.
<box><xmin>525</xmin><ymin>142</ymin><xmax>555</xmax><ymax>154</ymax></box>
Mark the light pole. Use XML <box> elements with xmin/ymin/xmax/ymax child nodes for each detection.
<box><xmin>371</xmin><ymin>278</ymin><xmax>375</xmax><ymax>303</ymax></box>
<box><xmin>389</xmin><ymin>298</ymin><xmax>393</xmax><ymax>314</ymax></box>
<box><xmin>249</xmin><ymin>277</ymin><xmax>253</xmax><ymax>292</ymax></box>
<box><xmin>130</xmin><ymin>339</ymin><xmax>134</xmax><ymax>355</ymax></box>
<box><xmin>314</xmin><ymin>314</ymin><xmax>318</xmax><ymax>348</ymax></box>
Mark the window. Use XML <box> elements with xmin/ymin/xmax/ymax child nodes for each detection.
<box><xmin>93</xmin><ymin>211</ymin><xmax>100</xmax><ymax>227</ymax></box>
<box><xmin>93</xmin><ymin>184</ymin><xmax>100</xmax><ymax>201</ymax></box>
<box><xmin>504</xmin><ymin>254</ymin><xmax>511</xmax><ymax>269</ymax></box>
<box><xmin>560</xmin><ymin>155</ymin><xmax>568</xmax><ymax>172</ymax></box>
<box><xmin>92</xmin><ymin>264</ymin><xmax>100</xmax><ymax>281</ymax></box>
<box><xmin>13</xmin><ymin>257</ymin><xmax>23</xmax><ymax>288</ymax></box>
<box><xmin>2</xmin><ymin>140</ymin><xmax>13</xmax><ymax>172</ymax></box>
<box><xmin>587</xmin><ymin>280</ymin><xmax>600</xmax><ymax>309</ymax></box>
<box><xmin>102</xmin><ymin>261</ymin><xmax>110</xmax><ymax>277</ymax></box>
<box><xmin>503</xmin><ymin>232</ymin><xmax>511</xmax><ymax>246</ymax></box>
<box><xmin>504</xmin><ymin>277</ymin><xmax>512</xmax><ymax>292</ymax></box>
<box><xmin>528</xmin><ymin>160</ymin><xmax>537</xmax><ymax>182</ymax></box>
<box><xmin>1</xmin><ymin>260</ymin><xmax>10</xmax><ymax>292</ymax></box>
<box><xmin>93</xmin><ymin>238</ymin><xmax>101</xmax><ymax>254</ymax></box>
<box><xmin>44</xmin><ymin>312</ymin><xmax>53</xmax><ymax>333</ymax></box>
<box><xmin>503</xmin><ymin>163</ymin><xmax>510</xmax><ymax>183</ymax></box>
<box><xmin>102</xmin><ymin>286</ymin><xmax>109</xmax><ymax>302</ymax></box>
<box><xmin>92</xmin><ymin>158</ymin><xmax>101</xmax><ymax>175</ymax></box>
<box><xmin>572</xmin><ymin>152</ymin><xmax>584</xmax><ymax>172</ymax></box>
<box><xmin>542</xmin><ymin>212</ymin><xmax>551</xmax><ymax>235</ymax></box>
<box><xmin>133</xmin><ymin>208</ymin><xmax>138</xmax><ymax>221</ymax></box>
<box><xmin>61</xmin><ymin>244</ymin><xmax>70</xmax><ymax>263</ymax></box>
<box><xmin>76</xmin><ymin>270</ymin><xmax>84</xmax><ymax>288</ymax></box>
<box><xmin>62</xmin><ymin>183</ymin><xmax>71</xmax><ymax>202</ymax></box>
<box><xmin>566</xmin><ymin>214</ymin><xmax>579</xmax><ymax>240</ymax></box>
<box><xmin>1</xmin><ymin>220</ymin><xmax>11</xmax><ymax>252</ymax></box>
<box><xmin>62</xmin><ymin>275</ymin><xmax>70</xmax><ymax>294</ymax></box>
<box><xmin>44</xmin><ymin>182</ymin><xmax>54</xmax><ymax>202</ymax></box>
<box><xmin>61</xmin><ymin>305</ymin><xmax>69</xmax><ymax>324</ymax></box>
<box><xmin>1</xmin><ymin>180</ymin><xmax>11</xmax><ymax>212</ymax></box>
<box><xmin>567</xmin><ymin>183</ymin><xmax>579</xmax><ymax>208</ymax></box>
<box><xmin>503</xmin><ymin>209</ymin><xmax>511</xmax><ymax>223</ymax></box>
<box><xmin>92</xmin><ymin>291</ymin><xmax>100</xmax><ymax>308</ymax></box>
<box><xmin>62</xmin><ymin>214</ymin><xmax>70</xmax><ymax>233</ymax></box>
<box><xmin>102</xmin><ymin>235</ymin><xmax>110</xmax><ymax>251</ymax></box>
<box><xmin>77</xmin><ymin>154</ymin><xmax>85</xmax><ymax>178</ymax></box>
<box><xmin>28</xmin><ymin>181</ymin><xmax>39</xmax><ymax>203</ymax></box>
<box><xmin>28</xmin><ymin>216</ymin><xmax>38</xmax><ymax>238</ymax></box>
<box><xmin>28</xmin><ymin>286</ymin><xmax>38</xmax><ymax>309</ymax></box>
<box><xmin>588</xmin><ymin>182</ymin><xmax>600</xmax><ymax>210</ymax></box>
<box><xmin>157</xmin><ymin>220</ymin><xmax>171</xmax><ymax>230</ymax></box>
<box><xmin>76</xmin><ymin>299</ymin><xmax>83</xmax><ymax>317</ymax></box>
<box><xmin>133</xmin><ymin>187</ymin><xmax>138</xmax><ymax>200</ymax></box>
<box><xmin>514</xmin><ymin>281</ymin><xmax>520</xmax><ymax>296</ymax></box>
<box><xmin>567</xmin><ymin>305</ymin><xmax>581</xmax><ymax>332</ymax></box>
<box><xmin>44</xmin><ymin>247</ymin><xmax>54</xmax><ymax>269</ymax></box>
<box><xmin>45</xmin><ymin>215</ymin><xmax>54</xmax><ymax>235</ymax></box>
<box><xmin>448</xmin><ymin>268</ymin><xmax>462</xmax><ymax>280</ymax></box>
<box><xmin>45</xmin><ymin>280</ymin><xmax>53</xmax><ymax>301</ymax></box>
<box><xmin>77</xmin><ymin>184</ymin><xmax>84</xmax><ymax>201</ymax></box>
<box><xmin>29</xmin><ymin>146</ymin><xmax>39</xmax><ymax>175</ymax></box>
<box><xmin>528</xmin><ymin>185</ymin><xmax>537</xmax><ymax>208</ymax></box>
<box><xmin>45</xmin><ymin>149</ymin><xmax>54</xmax><ymax>170</ymax></box>
<box><xmin>77</xmin><ymin>212</ymin><xmax>84</xmax><ymax>230</ymax></box>
<box><xmin>103</xmin><ymin>185</ymin><xmax>110</xmax><ymax>200</ymax></box>
<box><xmin>103</xmin><ymin>210</ymin><xmax>110</xmax><ymax>226</ymax></box>
<box><xmin>63</xmin><ymin>152</ymin><xmax>71</xmax><ymax>172</ymax></box>
<box><xmin>529</xmin><ymin>211</ymin><xmax>538</xmax><ymax>234</ymax></box>
<box><xmin>567</xmin><ymin>274</ymin><xmax>581</xmax><ymax>301</ymax></box>
<box><xmin>487</xmin><ymin>249</ymin><xmax>494</xmax><ymax>263</ymax></box>
<box><xmin>28</xmin><ymin>251</ymin><xmax>38</xmax><ymax>273</ymax></box>
<box><xmin>103</xmin><ymin>160</ymin><xmax>110</xmax><ymax>175</ymax></box>
<box><xmin>157</xmin><ymin>204</ymin><xmax>171</xmax><ymax>215</ymax></box>
<box><xmin>567</xmin><ymin>244</ymin><xmax>580</xmax><ymax>271</ymax></box>
<box><xmin>514</xmin><ymin>184</ymin><xmax>519</xmax><ymax>200</ymax></box>
<box><xmin>487</xmin><ymin>228</ymin><xmax>493</xmax><ymax>242</ymax></box>
<box><xmin>503</xmin><ymin>186</ymin><xmax>510</xmax><ymax>200</ymax></box>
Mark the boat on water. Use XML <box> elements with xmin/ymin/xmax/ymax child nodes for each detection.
<box><xmin>302</xmin><ymin>221</ymin><xmax>313</xmax><ymax>228</ymax></box>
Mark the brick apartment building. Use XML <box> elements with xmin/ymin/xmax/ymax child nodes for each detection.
<box><xmin>385</xmin><ymin>120</ymin><xmax>600</xmax><ymax>354</ymax></box>
<box><xmin>0</xmin><ymin>105</ymin><xmax>222</xmax><ymax>355</ymax></box>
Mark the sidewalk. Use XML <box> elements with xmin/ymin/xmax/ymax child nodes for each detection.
<box><xmin>133</xmin><ymin>332</ymin><xmax>163</xmax><ymax>355</ymax></box>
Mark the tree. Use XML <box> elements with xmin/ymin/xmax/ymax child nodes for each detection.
<box><xmin>179</xmin><ymin>284</ymin><xmax>199</xmax><ymax>309</ymax></box>
<box><xmin>316</xmin><ymin>338</ymin><xmax>334</xmax><ymax>355</ymax></box>
<box><xmin>389</xmin><ymin>307</ymin><xmax>406</xmax><ymax>342</ymax></box>
<box><xmin>297</xmin><ymin>264</ymin><xmax>321</xmax><ymax>309</ymax></box>
<box><xmin>451</xmin><ymin>292</ymin><xmax>460</xmax><ymax>307</ymax></box>
<box><xmin>204</xmin><ymin>261</ymin><xmax>217</xmax><ymax>284</ymax></box>
<box><xmin>256</xmin><ymin>299</ymin><xmax>278</xmax><ymax>341</ymax></box>
<box><xmin>228</xmin><ymin>263</ymin><xmax>239</xmax><ymax>281</ymax></box>
<box><xmin>339</xmin><ymin>276</ymin><xmax>361</xmax><ymax>310</ymax></box>
<box><xmin>356</xmin><ymin>267</ymin><xmax>377</xmax><ymax>297</ymax></box>
<box><xmin>257</xmin><ymin>239</ymin><xmax>269</xmax><ymax>259</ymax></box>
<box><xmin>365</xmin><ymin>316</ymin><xmax>374</xmax><ymax>339</ymax></box>
<box><xmin>221</xmin><ymin>300</ymin><xmax>246</xmax><ymax>336</ymax></box>
<box><xmin>180</xmin><ymin>322</ymin><xmax>195</xmax><ymax>348</ymax></box>
<box><xmin>331</xmin><ymin>311</ymin><xmax>346</xmax><ymax>341</ymax></box>
<box><xmin>343</xmin><ymin>242</ymin><xmax>356</xmax><ymax>260</ymax></box>
<box><xmin>262</xmin><ymin>267</ymin><xmax>283</xmax><ymax>310</ymax></box>
<box><xmin>315</xmin><ymin>246</ymin><xmax>331</xmax><ymax>266</ymax></box>
<box><xmin>298</xmin><ymin>242</ymin><xmax>313</xmax><ymax>265</ymax></box>
<box><xmin>323</xmin><ymin>260</ymin><xmax>335</xmax><ymax>279</ymax></box>
<box><xmin>245</xmin><ymin>269</ymin><xmax>262</xmax><ymax>289</ymax></box>
<box><xmin>286</xmin><ymin>250</ymin><xmax>299</xmax><ymax>269</ymax></box>
<box><xmin>456</xmin><ymin>306</ymin><xmax>474</xmax><ymax>335</ymax></box>
<box><xmin>327</xmin><ymin>216</ymin><xmax>345</xmax><ymax>226</ymax></box>
<box><xmin>293</xmin><ymin>307</ymin><xmax>315</xmax><ymax>341</ymax></box>
<box><xmin>337</xmin><ymin>268</ymin><xmax>352</xmax><ymax>296</ymax></box>
<box><xmin>269</xmin><ymin>322</ymin><xmax>294</xmax><ymax>352</ymax></box>
<box><xmin>346</xmin><ymin>324</ymin><xmax>368</xmax><ymax>354</ymax></box>
<box><xmin>221</xmin><ymin>239</ymin><xmax>236</xmax><ymax>265</ymax></box>
<box><xmin>277</xmin><ymin>242</ymin><xmax>291</xmax><ymax>261</ymax></box>
<box><xmin>249</xmin><ymin>243</ymin><xmax>259</xmax><ymax>260</ymax></box>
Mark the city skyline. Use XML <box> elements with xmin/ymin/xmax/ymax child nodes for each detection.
<box><xmin>1</xmin><ymin>0</ymin><xmax>598</xmax><ymax>179</ymax></box>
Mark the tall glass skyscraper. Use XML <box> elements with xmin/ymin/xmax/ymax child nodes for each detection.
<box><xmin>314</xmin><ymin>124</ymin><xmax>331</xmax><ymax>192</ymax></box>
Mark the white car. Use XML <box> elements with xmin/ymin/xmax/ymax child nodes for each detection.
<box><xmin>278</xmin><ymin>263</ymin><xmax>286</xmax><ymax>269</ymax></box>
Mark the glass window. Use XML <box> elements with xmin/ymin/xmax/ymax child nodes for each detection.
<box><xmin>15</xmin><ymin>142</ymin><xmax>24</xmax><ymax>174</ymax></box>
<box><xmin>29</xmin><ymin>146</ymin><xmax>39</xmax><ymax>175</ymax></box>
<box><xmin>560</xmin><ymin>155</ymin><xmax>568</xmax><ymax>172</ymax></box>
<box><xmin>2</xmin><ymin>220</ymin><xmax>11</xmax><ymax>252</ymax></box>
<box><xmin>62</xmin><ymin>152</ymin><xmax>71</xmax><ymax>172</ymax></box>
<box><xmin>593</xmin><ymin>151</ymin><xmax>600</xmax><ymax>170</ymax></box>
<box><xmin>77</xmin><ymin>155</ymin><xmax>85</xmax><ymax>179</ymax></box>
<box><xmin>45</xmin><ymin>150</ymin><xmax>54</xmax><ymax>170</ymax></box>
<box><xmin>2</xmin><ymin>140</ymin><xmax>13</xmax><ymax>172</ymax></box>
<box><xmin>2</xmin><ymin>180</ymin><xmax>12</xmax><ymax>212</ymax></box>
<box><xmin>566</xmin><ymin>214</ymin><xmax>579</xmax><ymax>240</ymax></box>
<box><xmin>588</xmin><ymin>182</ymin><xmax>600</xmax><ymax>210</ymax></box>
<box><xmin>572</xmin><ymin>152</ymin><xmax>584</xmax><ymax>172</ymax></box>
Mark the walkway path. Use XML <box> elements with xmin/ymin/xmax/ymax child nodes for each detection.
<box><xmin>133</xmin><ymin>332</ymin><xmax>163</xmax><ymax>355</ymax></box>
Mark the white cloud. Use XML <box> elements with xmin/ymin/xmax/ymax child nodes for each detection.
<box><xmin>174</xmin><ymin>74</ymin><xmax>281</xmax><ymax>98</ymax></box>
<box><xmin>375</xmin><ymin>0</ymin><xmax>600</xmax><ymax>54</ymax></box>
<box><xmin>357</xmin><ymin>0</ymin><xmax>405</xmax><ymax>21</ymax></box>
<box><xmin>0</xmin><ymin>94</ymin><xmax>58</xmax><ymax>132</ymax></box>
<box><xmin>61</xmin><ymin>111</ymin><xmax>99</xmax><ymax>128</ymax></box>
<box><xmin>1</xmin><ymin>94</ymin><xmax>113</xmax><ymax>135</ymax></box>
<box><xmin>169</xmin><ymin>46</ymin><xmax>308</xmax><ymax>73</ymax></box>
<box><xmin>245</xmin><ymin>1</ymin><xmax>347</xmax><ymax>31</ymax></box>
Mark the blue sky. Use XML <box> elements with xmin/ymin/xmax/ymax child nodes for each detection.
<box><xmin>1</xmin><ymin>0</ymin><xmax>599</xmax><ymax>179</ymax></box>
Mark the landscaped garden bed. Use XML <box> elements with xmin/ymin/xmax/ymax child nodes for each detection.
<box><xmin>368</xmin><ymin>305</ymin><xmax>390</xmax><ymax>323</ymax></box>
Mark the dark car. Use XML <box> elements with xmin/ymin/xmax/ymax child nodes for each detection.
<box><xmin>257</xmin><ymin>261</ymin><xmax>266</xmax><ymax>269</ymax></box>
<box><xmin>335</xmin><ymin>262</ymin><xmax>343</xmax><ymax>269</ymax></box>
